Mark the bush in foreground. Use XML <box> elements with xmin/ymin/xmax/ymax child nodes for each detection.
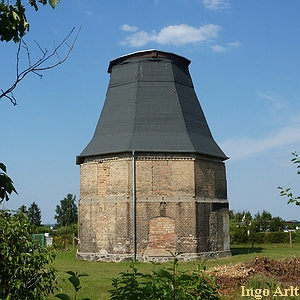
<box><xmin>0</xmin><ymin>210</ymin><xmax>57</xmax><ymax>299</ymax></box>
<box><xmin>109</xmin><ymin>251</ymin><xmax>221</xmax><ymax>300</ymax></box>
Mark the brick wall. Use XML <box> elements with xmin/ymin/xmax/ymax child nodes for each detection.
<box><xmin>77</xmin><ymin>154</ymin><xmax>230</xmax><ymax>261</ymax></box>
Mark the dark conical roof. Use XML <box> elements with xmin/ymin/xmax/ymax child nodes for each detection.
<box><xmin>76</xmin><ymin>50</ymin><xmax>227</xmax><ymax>164</ymax></box>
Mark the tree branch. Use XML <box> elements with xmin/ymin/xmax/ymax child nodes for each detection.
<box><xmin>278</xmin><ymin>151</ymin><xmax>300</xmax><ymax>206</ymax></box>
<box><xmin>0</xmin><ymin>26</ymin><xmax>81</xmax><ymax>105</ymax></box>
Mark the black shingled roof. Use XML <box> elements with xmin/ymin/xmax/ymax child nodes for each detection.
<box><xmin>76</xmin><ymin>50</ymin><xmax>227</xmax><ymax>164</ymax></box>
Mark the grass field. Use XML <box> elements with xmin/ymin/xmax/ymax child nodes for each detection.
<box><xmin>48</xmin><ymin>243</ymin><xmax>300</xmax><ymax>300</ymax></box>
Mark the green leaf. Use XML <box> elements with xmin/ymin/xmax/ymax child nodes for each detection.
<box><xmin>12</xmin><ymin>11</ymin><xmax>20</xmax><ymax>21</ymax></box>
<box><xmin>55</xmin><ymin>294</ymin><xmax>72</xmax><ymax>300</ymax></box>
<box><xmin>0</xmin><ymin>163</ymin><xmax>7</xmax><ymax>172</ymax></box>
<box><xmin>178</xmin><ymin>274</ymin><xmax>192</xmax><ymax>281</ymax></box>
<box><xmin>30</xmin><ymin>0</ymin><xmax>39</xmax><ymax>11</ymax></box>
<box><xmin>66</xmin><ymin>271</ymin><xmax>76</xmax><ymax>276</ymax></box>
<box><xmin>68</xmin><ymin>275</ymin><xmax>80</xmax><ymax>289</ymax></box>
<box><xmin>152</xmin><ymin>269</ymin><xmax>173</xmax><ymax>280</ymax></box>
<box><xmin>78</xmin><ymin>273</ymin><xmax>89</xmax><ymax>277</ymax></box>
<box><xmin>49</xmin><ymin>0</ymin><xmax>60</xmax><ymax>9</ymax></box>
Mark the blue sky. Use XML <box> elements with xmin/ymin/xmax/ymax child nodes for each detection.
<box><xmin>1</xmin><ymin>0</ymin><xmax>300</xmax><ymax>223</ymax></box>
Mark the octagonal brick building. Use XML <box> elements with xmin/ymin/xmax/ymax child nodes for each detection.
<box><xmin>76</xmin><ymin>50</ymin><xmax>230</xmax><ymax>262</ymax></box>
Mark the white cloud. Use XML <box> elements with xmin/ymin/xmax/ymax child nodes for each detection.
<box><xmin>203</xmin><ymin>0</ymin><xmax>230</xmax><ymax>10</ymax></box>
<box><xmin>211</xmin><ymin>45</ymin><xmax>226</xmax><ymax>52</ymax></box>
<box><xmin>228</xmin><ymin>41</ymin><xmax>241</xmax><ymax>48</ymax></box>
<box><xmin>220</xmin><ymin>125</ymin><xmax>300</xmax><ymax>161</ymax></box>
<box><xmin>120</xmin><ymin>30</ymin><xmax>154</xmax><ymax>47</ymax></box>
<box><xmin>211</xmin><ymin>40</ymin><xmax>241</xmax><ymax>52</ymax></box>
<box><xmin>256</xmin><ymin>91</ymin><xmax>286</xmax><ymax>111</ymax></box>
<box><xmin>120</xmin><ymin>23</ymin><xmax>222</xmax><ymax>47</ymax></box>
<box><xmin>121</xmin><ymin>24</ymin><xmax>138</xmax><ymax>32</ymax></box>
<box><xmin>85</xmin><ymin>10</ymin><xmax>93</xmax><ymax>15</ymax></box>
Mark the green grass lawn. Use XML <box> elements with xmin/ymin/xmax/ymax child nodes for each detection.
<box><xmin>48</xmin><ymin>243</ymin><xmax>300</xmax><ymax>300</ymax></box>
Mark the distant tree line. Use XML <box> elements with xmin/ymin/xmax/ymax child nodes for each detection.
<box><xmin>17</xmin><ymin>193</ymin><xmax>78</xmax><ymax>228</ymax></box>
<box><xmin>230</xmin><ymin>209</ymin><xmax>299</xmax><ymax>244</ymax></box>
<box><xmin>230</xmin><ymin>210</ymin><xmax>286</xmax><ymax>232</ymax></box>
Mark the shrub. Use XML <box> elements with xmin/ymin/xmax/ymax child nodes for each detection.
<box><xmin>51</xmin><ymin>224</ymin><xmax>78</xmax><ymax>250</ymax></box>
<box><xmin>0</xmin><ymin>210</ymin><xmax>57</xmax><ymax>299</ymax></box>
<box><xmin>55</xmin><ymin>271</ymin><xmax>90</xmax><ymax>300</ymax></box>
<box><xmin>230</xmin><ymin>226</ymin><xmax>250</xmax><ymax>244</ymax></box>
<box><xmin>231</xmin><ymin>227</ymin><xmax>300</xmax><ymax>244</ymax></box>
<box><xmin>109</xmin><ymin>251</ymin><xmax>221</xmax><ymax>300</ymax></box>
<box><xmin>254</xmin><ymin>231</ymin><xmax>300</xmax><ymax>244</ymax></box>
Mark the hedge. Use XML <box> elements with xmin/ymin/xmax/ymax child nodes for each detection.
<box><xmin>230</xmin><ymin>230</ymin><xmax>300</xmax><ymax>244</ymax></box>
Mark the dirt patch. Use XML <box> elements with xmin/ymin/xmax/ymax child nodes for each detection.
<box><xmin>209</xmin><ymin>256</ymin><xmax>300</xmax><ymax>296</ymax></box>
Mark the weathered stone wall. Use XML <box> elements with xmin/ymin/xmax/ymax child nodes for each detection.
<box><xmin>194</xmin><ymin>159</ymin><xmax>227</xmax><ymax>199</ymax></box>
<box><xmin>77</xmin><ymin>154</ymin><xmax>230</xmax><ymax>261</ymax></box>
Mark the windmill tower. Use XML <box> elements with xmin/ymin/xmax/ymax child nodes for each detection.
<box><xmin>76</xmin><ymin>50</ymin><xmax>230</xmax><ymax>261</ymax></box>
